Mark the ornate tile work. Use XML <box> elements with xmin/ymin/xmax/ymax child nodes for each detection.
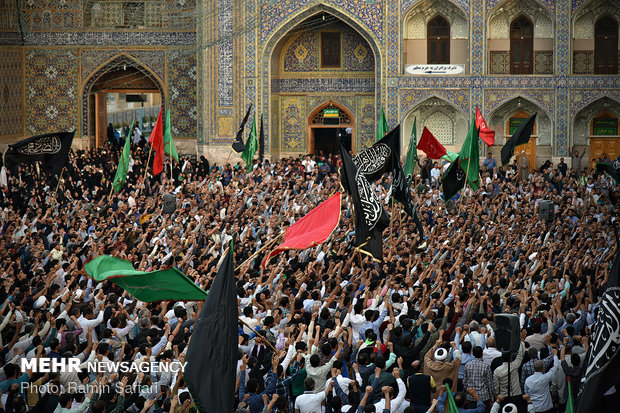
<box><xmin>486</xmin><ymin>0</ymin><xmax>555</xmax><ymax>14</ymax></box>
<box><xmin>471</xmin><ymin>0</ymin><xmax>484</xmax><ymax>76</ymax></box>
<box><xmin>80</xmin><ymin>49</ymin><xmax>166</xmax><ymax>83</ymax></box>
<box><xmin>306</xmin><ymin>96</ymin><xmax>356</xmax><ymax>116</ymax></box>
<box><xmin>26</xmin><ymin>49</ymin><xmax>78</xmax><ymax>134</ymax></box>
<box><xmin>402</xmin><ymin>0</ymin><xmax>470</xmax><ymax>14</ymax></box>
<box><xmin>22</xmin><ymin>32</ymin><xmax>196</xmax><ymax>46</ymax></box>
<box><xmin>356</xmin><ymin>95</ymin><xmax>375</xmax><ymax>150</ymax></box>
<box><xmin>490</xmin><ymin>52</ymin><xmax>510</xmax><ymax>74</ymax></box>
<box><xmin>282</xmin><ymin>24</ymin><xmax>374</xmax><ymax>72</ymax></box>
<box><xmin>273</xmin><ymin>78</ymin><xmax>375</xmax><ymax>93</ymax></box>
<box><xmin>570</xmin><ymin>89</ymin><xmax>620</xmax><ymax>119</ymax></box>
<box><xmin>0</xmin><ymin>49</ymin><xmax>23</xmax><ymax>137</ymax></box>
<box><xmin>218</xmin><ymin>0</ymin><xmax>233</xmax><ymax>107</ymax></box>
<box><xmin>484</xmin><ymin>88</ymin><xmax>555</xmax><ymax>120</ymax></box>
<box><xmin>281</xmin><ymin>96</ymin><xmax>306</xmax><ymax>152</ymax></box>
<box><xmin>283</xmin><ymin>32</ymin><xmax>319</xmax><ymax>71</ymax></box>
<box><xmin>400</xmin><ymin>89</ymin><xmax>470</xmax><ymax>118</ymax></box>
<box><xmin>261</xmin><ymin>0</ymin><xmax>384</xmax><ymax>43</ymax></box>
<box><xmin>572</xmin><ymin>0</ymin><xmax>590</xmax><ymax>11</ymax></box>
<box><xmin>169</xmin><ymin>50</ymin><xmax>198</xmax><ymax>137</ymax></box>
<box><xmin>534</xmin><ymin>51</ymin><xmax>553</xmax><ymax>75</ymax></box>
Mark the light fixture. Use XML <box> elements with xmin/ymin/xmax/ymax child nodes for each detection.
<box><xmin>123</xmin><ymin>64</ymin><xmax>127</xmax><ymax>71</ymax></box>
<box><xmin>517</xmin><ymin>99</ymin><xmax>522</xmax><ymax>107</ymax></box>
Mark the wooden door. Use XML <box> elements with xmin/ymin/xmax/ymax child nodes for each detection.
<box><xmin>515</xmin><ymin>138</ymin><xmax>536</xmax><ymax>171</ymax></box>
<box><xmin>95</xmin><ymin>92</ymin><xmax>107</xmax><ymax>147</ymax></box>
<box><xmin>594</xmin><ymin>16</ymin><xmax>618</xmax><ymax>74</ymax></box>
<box><xmin>590</xmin><ymin>138</ymin><xmax>620</xmax><ymax>168</ymax></box>
<box><xmin>510</xmin><ymin>15</ymin><xmax>533</xmax><ymax>74</ymax></box>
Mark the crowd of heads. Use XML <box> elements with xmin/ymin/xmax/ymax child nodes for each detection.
<box><xmin>0</xmin><ymin>140</ymin><xmax>617</xmax><ymax>413</ymax></box>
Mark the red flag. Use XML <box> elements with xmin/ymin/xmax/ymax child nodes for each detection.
<box><xmin>261</xmin><ymin>192</ymin><xmax>341</xmax><ymax>268</ymax></box>
<box><xmin>475</xmin><ymin>107</ymin><xmax>495</xmax><ymax>146</ymax></box>
<box><xmin>148</xmin><ymin>109</ymin><xmax>164</xmax><ymax>175</ymax></box>
<box><xmin>417</xmin><ymin>127</ymin><xmax>447</xmax><ymax>159</ymax></box>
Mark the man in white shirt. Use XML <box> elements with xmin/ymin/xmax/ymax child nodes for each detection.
<box><xmin>483</xmin><ymin>337</ymin><xmax>503</xmax><ymax>366</ymax></box>
<box><xmin>76</xmin><ymin>303</ymin><xmax>105</xmax><ymax>342</ymax></box>
<box><xmin>430</xmin><ymin>163</ymin><xmax>441</xmax><ymax>188</ymax></box>
<box><xmin>294</xmin><ymin>377</ymin><xmax>333</xmax><ymax>413</ymax></box>
<box><xmin>302</xmin><ymin>156</ymin><xmax>316</xmax><ymax>177</ymax></box>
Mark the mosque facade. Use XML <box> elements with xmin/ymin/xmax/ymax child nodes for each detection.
<box><xmin>1</xmin><ymin>1</ymin><xmax>619</xmax><ymax>168</ymax></box>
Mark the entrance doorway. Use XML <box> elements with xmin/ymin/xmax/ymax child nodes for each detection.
<box><xmin>313</xmin><ymin>128</ymin><xmax>352</xmax><ymax>155</ymax></box>
<box><xmin>85</xmin><ymin>57</ymin><xmax>163</xmax><ymax>147</ymax></box>
<box><xmin>308</xmin><ymin>101</ymin><xmax>354</xmax><ymax>155</ymax></box>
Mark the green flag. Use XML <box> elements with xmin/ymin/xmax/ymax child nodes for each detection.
<box><xmin>403</xmin><ymin>117</ymin><xmax>418</xmax><ymax>184</ymax></box>
<box><xmin>241</xmin><ymin>117</ymin><xmax>258</xmax><ymax>172</ymax></box>
<box><xmin>442</xmin><ymin>150</ymin><xmax>459</xmax><ymax>163</ymax></box>
<box><xmin>163</xmin><ymin>108</ymin><xmax>179</xmax><ymax>162</ymax></box>
<box><xmin>444</xmin><ymin>383</ymin><xmax>459</xmax><ymax>413</ymax></box>
<box><xmin>377</xmin><ymin>107</ymin><xmax>388</xmax><ymax>141</ymax></box>
<box><xmin>458</xmin><ymin>117</ymin><xmax>481</xmax><ymax>191</ymax></box>
<box><xmin>85</xmin><ymin>255</ymin><xmax>207</xmax><ymax>302</ymax></box>
<box><xmin>112</xmin><ymin>121</ymin><xmax>133</xmax><ymax>194</ymax></box>
<box><xmin>566</xmin><ymin>381</ymin><xmax>574</xmax><ymax>413</ymax></box>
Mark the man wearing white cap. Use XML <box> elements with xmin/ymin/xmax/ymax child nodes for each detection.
<box><xmin>424</xmin><ymin>335</ymin><xmax>461</xmax><ymax>398</ymax></box>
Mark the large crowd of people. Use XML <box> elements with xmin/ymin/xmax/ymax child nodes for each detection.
<box><xmin>0</xmin><ymin>140</ymin><xmax>617</xmax><ymax>413</ymax></box>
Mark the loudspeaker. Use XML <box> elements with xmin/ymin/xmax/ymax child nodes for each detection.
<box><xmin>163</xmin><ymin>193</ymin><xmax>177</xmax><ymax>215</ymax></box>
<box><xmin>495</xmin><ymin>313</ymin><xmax>520</xmax><ymax>355</ymax></box>
<box><xmin>539</xmin><ymin>200</ymin><xmax>554</xmax><ymax>221</ymax></box>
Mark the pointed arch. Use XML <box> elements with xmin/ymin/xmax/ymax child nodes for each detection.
<box><xmin>261</xmin><ymin>3</ymin><xmax>382</xmax><ymax>155</ymax></box>
<box><xmin>307</xmin><ymin>100</ymin><xmax>355</xmax><ymax>154</ymax></box>
<box><xmin>81</xmin><ymin>53</ymin><xmax>166</xmax><ymax>138</ymax></box>
<box><xmin>572</xmin><ymin>97</ymin><xmax>620</xmax><ymax>149</ymax></box>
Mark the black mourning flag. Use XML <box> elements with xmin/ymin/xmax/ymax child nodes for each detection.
<box><xmin>4</xmin><ymin>131</ymin><xmax>74</xmax><ymax>175</ymax></box>
<box><xmin>596</xmin><ymin>155</ymin><xmax>620</xmax><ymax>185</ymax></box>
<box><xmin>577</xmin><ymin>231</ymin><xmax>620</xmax><ymax>412</ymax></box>
<box><xmin>340</xmin><ymin>141</ymin><xmax>389</xmax><ymax>261</ymax></box>
<box><xmin>391</xmin><ymin>151</ymin><xmax>424</xmax><ymax>236</ymax></box>
<box><xmin>259</xmin><ymin>115</ymin><xmax>265</xmax><ymax>161</ymax></box>
<box><xmin>232</xmin><ymin>104</ymin><xmax>252</xmax><ymax>153</ymax></box>
<box><xmin>501</xmin><ymin>113</ymin><xmax>537</xmax><ymax>166</ymax></box>
<box><xmin>353</xmin><ymin>125</ymin><xmax>400</xmax><ymax>183</ymax></box>
<box><xmin>185</xmin><ymin>246</ymin><xmax>237</xmax><ymax>413</ymax></box>
<box><xmin>442</xmin><ymin>156</ymin><xmax>467</xmax><ymax>201</ymax></box>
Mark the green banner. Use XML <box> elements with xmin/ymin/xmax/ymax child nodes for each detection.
<box><xmin>323</xmin><ymin>108</ymin><xmax>339</xmax><ymax>118</ymax></box>
<box><xmin>509</xmin><ymin>117</ymin><xmax>526</xmax><ymax>135</ymax></box>
<box><xmin>593</xmin><ymin>117</ymin><xmax>618</xmax><ymax>136</ymax></box>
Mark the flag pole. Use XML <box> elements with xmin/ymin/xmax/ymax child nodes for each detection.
<box><xmin>144</xmin><ymin>143</ymin><xmax>153</xmax><ymax>182</ymax></box>
<box><xmin>54</xmin><ymin>167</ymin><xmax>65</xmax><ymax>201</ymax></box>
<box><xmin>235</xmin><ymin>231</ymin><xmax>284</xmax><ymax>272</ymax></box>
<box><xmin>238</xmin><ymin>318</ymin><xmax>277</xmax><ymax>352</ymax></box>
<box><xmin>457</xmin><ymin>158</ymin><xmax>471</xmax><ymax>217</ymax></box>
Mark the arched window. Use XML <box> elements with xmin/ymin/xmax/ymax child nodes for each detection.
<box><xmin>595</xmin><ymin>15</ymin><xmax>618</xmax><ymax>74</ymax></box>
<box><xmin>427</xmin><ymin>15</ymin><xmax>450</xmax><ymax>64</ymax></box>
<box><xmin>510</xmin><ymin>15</ymin><xmax>533</xmax><ymax>74</ymax></box>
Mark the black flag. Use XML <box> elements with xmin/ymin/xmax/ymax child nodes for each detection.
<box><xmin>596</xmin><ymin>155</ymin><xmax>620</xmax><ymax>184</ymax></box>
<box><xmin>340</xmin><ymin>141</ymin><xmax>389</xmax><ymax>261</ymax></box>
<box><xmin>259</xmin><ymin>115</ymin><xmax>265</xmax><ymax>161</ymax></box>
<box><xmin>391</xmin><ymin>151</ymin><xmax>424</xmax><ymax>236</ymax></box>
<box><xmin>442</xmin><ymin>156</ymin><xmax>467</xmax><ymax>201</ymax></box>
<box><xmin>353</xmin><ymin>125</ymin><xmax>401</xmax><ymax>183</ymax></box>
<box><xmin>185</xmin><ymin>246</ymin><xmax>237</xmax><ymax>412</ymax></box>
<box><xmin>501</xmin><ymin>113</ymin><xmax>537</xmax><ymax>166</ymax></box>
<box><xmin>577</xmin><ymin>230</ymin><xmax>620</xmax><ymax>412</ymax></box>
<box><xmin>4</xmin><ymin>131</ymin><xmax>74</xmax><ymax>175</ymax></box>
<box><xmin>232</xmin><ymin>104</ymin><xmax>252</xmax><ymax>153</ymax></box>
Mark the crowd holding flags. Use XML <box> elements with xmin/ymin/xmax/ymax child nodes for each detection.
<box><xmin>112</xmin><ymin>121</ymin><xmax>134</xmax><ymax>194</ymax></box>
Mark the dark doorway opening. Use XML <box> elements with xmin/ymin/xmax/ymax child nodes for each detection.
<box><xmin>312</xmin><ymin>127</ymin><xmax>351</xmax><ymax>155</ymax></box>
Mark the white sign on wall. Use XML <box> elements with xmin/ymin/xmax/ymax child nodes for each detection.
<box><xmin>405</xmin><ymin>64</ymin><xmax>465</xmax><ymax>75</ymax></box>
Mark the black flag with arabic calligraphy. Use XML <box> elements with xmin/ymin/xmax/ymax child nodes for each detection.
<box><xmin>353</xmin><ymin>125</ymin><xmax>400</xmax><ymax>183</ymax></box>
<box><xmin>576</xmin><ymin>227</ymin><xmax>620</xmax><ymax>412</ymax></box>
<box><xmin>340</xmin><ymin>141</ymin><xmax>389</xmax><ymax>261</ymax></box>
<box><xmin>4</xmin><ymin>131</ymin><xmax>75</xmax><ymax>175</ymax></box>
